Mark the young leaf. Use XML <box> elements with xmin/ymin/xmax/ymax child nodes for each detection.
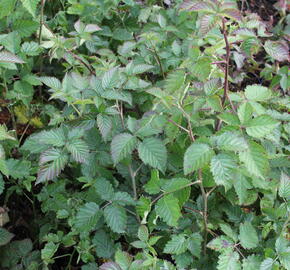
<box><xmin>155</xmin><ymin>194</ymin><xmax>181</xmax><ymax>227</ymax></box>
<box><xmin>239</xmin><ymin>222</ymin><xmax>259</xmax><ymax>249</ymax></box>
<box><xmin>111</xmin><ymin>133</ymin><xmax>137</xmax><ymax>164</ymax></box>
<box><xmin>164</xmin><ymin>234</ymin><xmax>187</xmax><ymax>255</ymax></box>
<box><xmin>138</xmin><ymin>138</ymin><xmax>167</xmax><ymax>173</ymax></box>
<box><xmin>184</xmin><ymin>143</ymin><xmax>214</xmax><ymax>175</ymax></box>
<box><xmin>104</xmin><ymin>204</ymin><xmax>127</xmax><ymax>233</ymax></box>
<box><xmin>144</xmin><ymin>169</ymin><xmax>161</xmax><ymax>195</ymax></box>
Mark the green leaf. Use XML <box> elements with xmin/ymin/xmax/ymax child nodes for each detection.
<box><xmin>138</xmin><ymin>138</ymin><xmax>167</xmax><ymax>173</ymax></box>
<box><xmin>41</xmin><ymin>242</ymin><xmax>59</xmax><ymax>264</ymax></box>
<box><xmin>39</xmin><ymin>76</ymin><xmax>62</xmax><ymax>90</ymax></box>
<box><xmin>0</xmin><ymin>51</ymin><xmax>25</xmax><ymax>64</ymax></box>
<box><xmin>244</xmin><ymin>85</ymin><xmax>272</xmax><ymax>101</ymax></box>
<box><xmin>164</xmin><ymin>234</ymin><xmax>187</xmax><ymax>255</ymax></box>
<box><xmin>74</xmin><ymin>202</ymin><xmax>101</xmax><ymax>232</ymax></box>
<box><xmin>100</xmin><ymin>262</ymin><xmax>122</xmax><ymax>270</ymax></box>
<box><xmin>0</xmin><ymin>0</ymin><xmax>16</xmax><ymax>19</ymax></box>
<box><xmin>218</xmin><ymin>113</ymin><xmax>240</xmax><ymax>126</ymax></box>
<box><xmin>242</xmin><ymin>255</ymin><xmax>262</xmax><ymax>270</ymax></box>
<box><xmin>164</xmin><ymin>70</ymin><xmax>185</xmax><ymax>93</ymax></box>
<box><xmin>187</xmin><ymin>233</ymin><xmax>202</xmax><ymax>258</ymax></box>
<box><xmin>0</xmin><ymin>174</ymin><xmax>4</xmax><ymax>195</ymax></box>
<box><xmin>245</xmin><ymin>115</ymin><xmax>279</xmax><ymax>138</ymax></box>
<box><xmin>217</xmin><ymin>250</ymin><xmax>241</xmax><ymax>270</ymax></box>
<box><xmin>210</xmin><ymin>154</ymin><xmax>236</xmax><ymax>191</ymax></box>
<box><xmin>233</xmin><ymin>173</ymin><xmax>252</xmax><ymax>205</ymax></box>
<box><xmin>279</xmin><ymin>172</ymin><xmax>290</xmax><ymax>198</ymax></box>
<box><xmin>199</xmin><ymin>14</ymin><xmax>219</xmax><ymax>36</ymax></box>
<box><xmin>136</xmin><ymin>196</ymin><xmax>151</xmax><ymax>219</ymax></box>
<box><xmin>239</xmin><ymin>222</ymin><xmax>259</xmax><ymax>249</ymax></box>
<box><xmin>102</xmin><ymin>68</ymin><xmax>119</xmax><ymax>89</ymax></box>
<box><xmin>238</xmin><ymin>102</ymin><xmax>253</xmax><ymax>124</ymax></box>
<box><xmin>104</xmin><ymin>204</ymin><xmax>127</xmax><ymax>233</ymax></box>
<box><xmin>20</xmin><ymin>0</ymin><xmax>41</xmax><ymax>17</ymax></box>
<box><xmin>0</xmin><ymin>125</ymin><xmax>16</xmax><ymax>141</ymax></box>
<box><xmin>13</xmin><ymin>20</ymin><xmax>39</xmax><ymax>37</ymax></box>
<box><xmin>138</xmin><ymin>225</ymin><xmax>149</xmax><ymax>242</ymax></box>
<box><xmin>260</xmin><ymin>258</ymin><xmax>274</xmax><ymax>270</ymax></box>
<box><xmin>115</xmin><ymin>250</ymin><xmax>132</xmax><ymax>270</ymax></box>
<box><xmin>184</xmin><ymin>143</ymin><xmax>214</xmax><ymax>175</ymax></box>
<box><xmin>111</xmin><ymin>133</ymin><xmax>137</xmax><ymax>164</ymax></box>
<box><xmin>0</xmin><ymin>228</ymin><xmax>14</xmax><ymax>246</ymax></box>
<box><xmin>37</xmin><ymin>148</ymin><xmax>68</xmax><ymax>183</ymax></box>
<box><xmin>132</xmin><ymin>64</ymin><xmax>154</xmax><ymax>75</ymax></box>
<box><xmin>213</xmin><ymin>132</ymin><xmax>248</xmax><ymax>152</ymax></box>
<box><xmin>112</xmin><ymin>192</ymin><xmax>135</xmax><ymax>206</ymax></box>
<box><xmin>161</xmin><ymin>178</ymin><xmax>190</xmax><ymax>193</ymax></box>
<box><xmin>97</xmin><ymin>114</ymin><xmax>112</xmax><ymax>141</ymax></box>
<box><xmin>264</xmin><ymin>40</ymin><xmax>289</xmax><ymax>62</ymax></box>
<box><xmin>155</xmin><ymin>194</ymin><xmax>181</xmax><ymax>227</ymax></box>
<box><xmin>67</xmin><ymin>139</ymin><xmax>89</xmax><ymax>163</ymax></box>
<box><xmin>239</xmin><ymin>141</ymin><xmax>269</xmax><ymax>179</ymax></box>
<box><xmin>94</xmin><ymin>178</ymin><xmax>114</xmax><ymax>201</ymax></box>
<box><xmin>144</xmin><ymin>169</ymin><xmax>161</xmax><ymax>195</ymax></box>
<box><xmin>38</xmin><ymin>128</ymin><xmax>66</xmax><ymax>147</ymax></box>
<box><xmin>92</xmin><ymin>230</ymin><xmax>115</xmax><ymax>259</ymax></box>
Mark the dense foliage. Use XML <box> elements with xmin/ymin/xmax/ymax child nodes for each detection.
<box><xmin>0</xmin><ymin>0</ymin><xmax>289</xmax><ymax>269</ymax></box>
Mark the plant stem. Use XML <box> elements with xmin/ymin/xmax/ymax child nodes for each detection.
<box><xmin>128</xmin><ymin>164</ymin><xmax>137</xmax><ymax>200</ymax></box>
<box><xmin>151</xmin><ymin>180</ymin><xmax>201</xmax><ymax>205</ymax></box>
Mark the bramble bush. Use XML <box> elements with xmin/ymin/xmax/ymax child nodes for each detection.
<box><xmin>0</xmin><ymin>0</ymin><xmax>289</xmax><ymax>269</ymax></box>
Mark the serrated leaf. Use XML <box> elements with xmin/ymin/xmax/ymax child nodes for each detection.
<box><xmin>245</xmin><ymin>85</ymin><xmax>272</xmax><ymax>101</ymax></box>
<box><xmin>92</xmin><ymin>230</ymin><xmax>115</xmax><ymax>259</ymax></box>
<box><xmin>217</xmin><ymin>250</ymin><xmax>241</xmax><ymax>270</ymax></box>
<box><xmin>0</xmin><ymin>0</ymin><xmax>16</xmax><ymax>19</ymax></box>
<box><xmin>164</xmin><ymin>234</ymin><xmax>187</xmax><ymax>255</ymax></box>
<box><xmin>97</xmin><ymin>114</ymin><xmax>112</xmax><ymax>141</ymax></box>
<box><xmin>138</xmin><ymin>225</ymin><xmax>149</xmax><ymax>242</ymax></box>
<box><xmin>200</xmin><ymin>14</ymin><xmax>219</xmax><ymax>36</ymax></box>
<box><xmin>136</xmin><ymin>196</ymin><xmax>151</xmax><ymax>219</ymax></box>
<box><xmin>210</xmin><ymin>154</ymin><xmax>236</xmax><ymax>191</ymax></box>
<box><xmin>239</xmin><ymin>222</ymin><xmax>259</xmax><ymax>249</ymax></box>
<box><xmin>112</xmin><ymin>192</ymin><xmax>135</xmax><ymax>206</ymax></box>
<box><xmin>0</xmin><ymin>125</ymin><xmax>16</xmax><ymax>141</ymax></box>
<box><xmin>264</xmin><ymin>40</ymin><xmax>289</xmax><ymax>62</ymax></box>
<box><xmin>67</xmin><ymin>139</ymin><xmax>89</xmax><ymax>163</ymax></box>
<box><xmin>104</xmin><ymin>204</ymin><xmax>127</xmax><ymax>233</ymax></box>
<box><xmin>0</xmin><ymin>228</ymin><xmax>14</xmax><ymax>246</ymax></box>
<box><xmin>144</xmin><ymin>169</ymin><xmax>161</xmax><ymax>195</ymax></box>
<box><xmin>238</xmin><ymin>102</ymin><xmax>253</xmax><ymax>124</ymax></box>
<box><xmin>94</xmin><ymin>178</ymin><xmax>114</xmax><ymax>201</ymax></box>
<box><xmin>213</xmin><ymin>132</ymin><xmax>248</xmax><ymax>152</ymax></box>
<box><xmin>187</xmin><ymin>233</ymin><xmax>202</xmax><ymax>258</ymax></box>
<box><xmin>41</xmin><ymin>242</ymin><xmax>59</xmax><ymax>264</ymax></box>
<box><xmin>132</xmin><ymin>64</ymin><xmax>154</xmax><ymax>75</ymax></box>
<box><xmin>239</xmin><ymin>141</ymin><xmax>269</xmax><ymax>179</ymax></box>
<box><xmin>138</xmin><ymin>138</ymin><xmax>167</xmax><ymax>173</ymax></box>
<box><xmin>242</xmin><ymin>255</ymin><xmax>262</xmax><ymax>270</ymax></box>
<box><xmin>233</xmin><ymin>173</ymin><xmax>251</xmax><ymax>205</ymax></box>
<box><xmin>161</xmin><ymin>178</ymin><xmax>190</xmax><ymax>193</ymax></box>
<box><xmin>0</xmin><ymin>51</ymin><xmax>25</xmax><ymax>63</ymax></box>
<box><xmin>164</xmin><ymin>70</ymin><xmax>185</xmax><ymax>93</ymax></box>
<box><xmin>74</xmin><ymin>202</ymin><xmax>101</xmax><ymax>232</ymax></box>
<box><xmin>100</xmin><ymin>262</ymin><xmax>122</xmax><ymax>270</ymax></box>
<box><xmin>246</xmin><ymin>115</ymin><xmax>279</xmax><ymax>138</ymax></box>
<box><xmin>102</xmin><ymin>68</ymin><xmax>119</xmax><ymax>89</ymax></box>
<box><xmin>101</xmin><ymin>90</ymin><xmax>132</xmax><ymax>105</ymax></box>
<box><xmin>111</xmin><ymin>133</ymin><xmax>137</xmax><ymax>164</ymax></box>
<box><xmin>260</xmin><ymin>258</ymin><xmax>274</xmax><ymax>270</ymax></box>
<box><xmin>39</xmin><ymin>76</ymin><xmax>62</xmax><ymax>90</ymax></box>
<box><xmin>37</xmin><ymin>148</ymin><xmax>68</xmax><ymax>183</ymax></box>
<box><xmin>221</xmin><ymin>8</ymin><xmax>242</xmax><ymax>21</ymax></box>
<box><xmin>155</xmin><ymin>194</ymin><xmax>181</xmax><ymax>226</ymax></box>
<box><xmin>181</xmin><ymin>1</ymin><xmax>216</xmax><ymax>12</ymax></box>
<box><xmin>279</xmin><ymin>172</ymin><xmax>290</xmax><ymax>198</ymax></box>
<box><xmin>13</xmin><ymin>20</ymin><xmax>39</xmax><ymax>37</ymax></box>
<box><xmin>184</xmin><ymin>143</ymin><xmax>214</xmax><ymax>175</ymax></box>
<box><xmin>20</xmin><ymin>0</ymin><xmax>41</xmax><ymax>17</ymax></box>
